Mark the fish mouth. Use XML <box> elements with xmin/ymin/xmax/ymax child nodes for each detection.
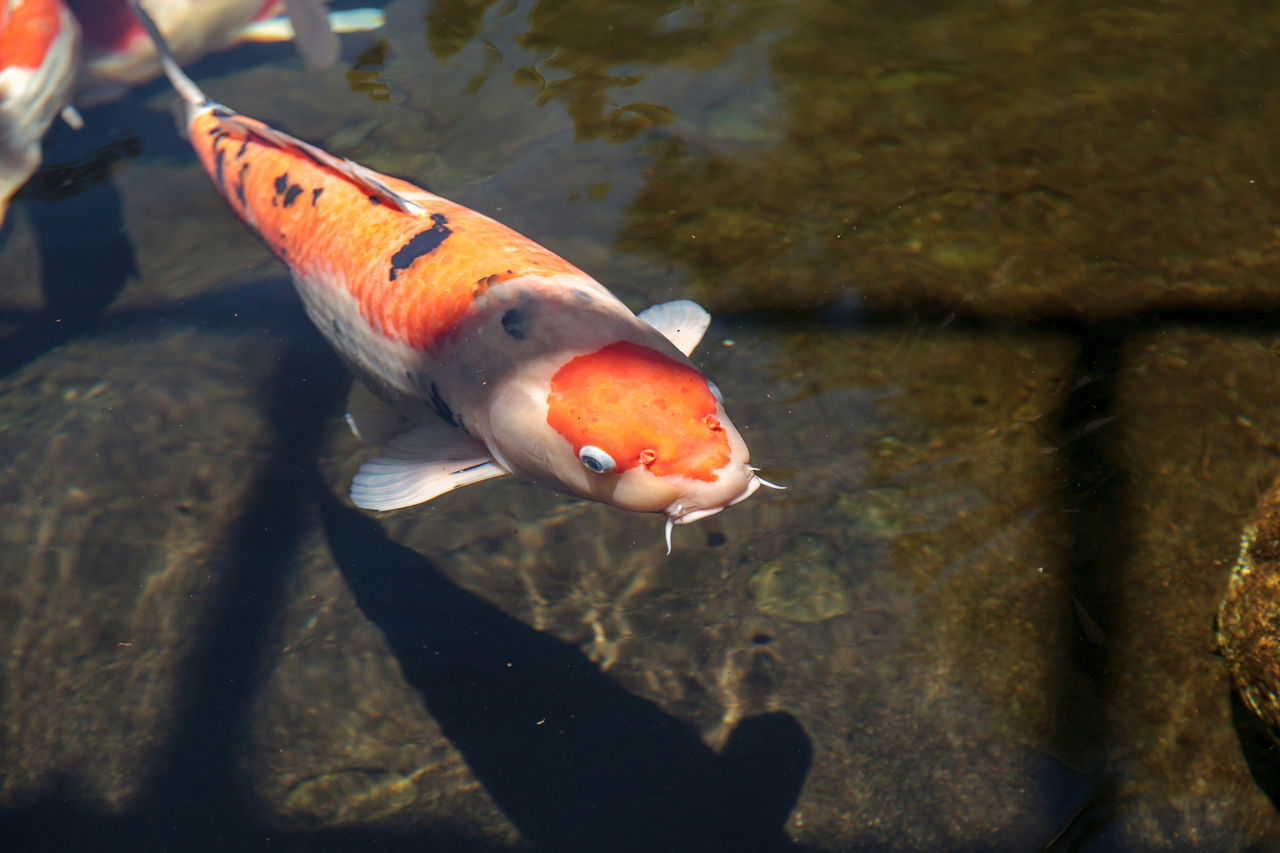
<box><xmin>675</xmin><ymin>475</ymin><xmax>763</xmax><ymax>526</ymax></box>
<box><xmin>661</xmin><ymin>472</ymin><xmax>768</xmax><ymax>554</ymax></box>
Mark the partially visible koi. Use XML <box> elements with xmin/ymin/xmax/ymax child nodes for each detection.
<box><xmin>124</xmin><ymin>0</ymin><xmax>780</xmax><ymax>550</ymax></box>
<box><xmin>70</xmin><ymin>0</ymin><xmax>384</xmax><ymax>104</ymax></box>
<box><xmin>0</xmin><ymin>0</ymin><xmax>79</xmax><ymax>225</ymax></box>
<box><xmin>0</xmin><ymin>0</ymin><xmax>382</xmax><ymax>225</ymax></box>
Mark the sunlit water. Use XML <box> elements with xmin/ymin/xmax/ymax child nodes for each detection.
<box><xmin>4</xmin><ymin>1</ymin><xmax>1280</xmax><ymax>850</ymax></box>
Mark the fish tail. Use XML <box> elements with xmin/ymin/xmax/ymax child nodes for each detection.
<box><xmin>121</xmin><ymin>0</ymin><xmax>209</xmax><ymax>110</ymax></box>
<box><xmin>281</xmin><ymin>0</ymin><xmax>339</xmax><ymax>70</ymax></box>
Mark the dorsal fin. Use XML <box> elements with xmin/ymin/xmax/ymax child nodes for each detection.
<box><xmin>637</xmin><ymin>300</ymin><xmax>711</xmax><ymax>356</ymax></box>
<box><xmin>210</xmin><ymin>108</ymin><xmax>427</xmax><ymax>216</ymax></box>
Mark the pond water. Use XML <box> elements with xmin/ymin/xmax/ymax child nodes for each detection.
<box><xmin>4</xmin><ymin>0</ymin><xmax>1280</xmax><ymax>850</ymax></box>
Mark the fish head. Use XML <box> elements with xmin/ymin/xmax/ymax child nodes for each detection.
<box><xmin>482</xmin><ymin>338</ymin><xmax>761</xmax><ymax>532</ymax></box>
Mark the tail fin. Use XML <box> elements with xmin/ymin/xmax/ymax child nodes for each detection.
<box><xmin>239</xmin><ymin>8</ymin><xmax>386</xmax><ymax>45</ymax></box>
<box><xmin>121</xmin><ymin>0</ymin><xmax>209</xmax><ymax>109</ymax></box>
<box><xmin>281</xmin><ymin>0</ymin><xmax>339</xmax><ymax>70</ymax></box>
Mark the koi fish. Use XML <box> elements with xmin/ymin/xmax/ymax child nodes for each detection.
<box><xmin>124</xmin><ymin>0</ymin><xmax>779</xmax><ymax>550</ymax></box>
<box><xmin>71</xmin><ymin>0</ymin><xmax>384</xmax><ymax>103</ymax></box>
<box><xmin>0</xmin><ymin>0</ymin><xmax>80</xmax><ymax>225</ymax></box>
<box><xmin>0</xmin><ymin>0</ymin><xmax>382</xmax><ymax>225</ymax></box>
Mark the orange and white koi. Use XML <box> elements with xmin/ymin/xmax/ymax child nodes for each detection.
<box><xmin>125</xmin><ymin>0</ymin><xmax>779</xmax><ymax>550</ymax></box>
<box><xmin>0</xmin><ymin>0</ymin><xmax>381</xmax><ymax>225</ymax></box>
<box><xmin>0</xmin><ymin>0</ymin><xmax>80</xmax><ymax>225</ymax></box>
<box><xmin>71</xmin><ymin>0</ymin><xmax>383</xmax><ymax>103</ymax></box>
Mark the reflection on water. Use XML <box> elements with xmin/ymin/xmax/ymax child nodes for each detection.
<box><xmin>3</xmin><ymin>0</ymin><xmax>1280</xmax><ymax>849</ymax></box>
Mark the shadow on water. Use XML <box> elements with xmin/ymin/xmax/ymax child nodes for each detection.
<box><xmin>1232</xmin><ymin>688</ymin><xmax>1280</xmax><ymax>813</ymax></box>
<box><xmin>0</xmin><ymin>133</ymin><xmax>138</xmax><ymax>379</ymax></box>
<box><xmin>0</xmin><ymin>40</ymin><xmax>290</xmax><ymax>380</ymax></box>
<box><xmin>0</xmin><ymin>286</ymin><xmax>813</xmax><ymax>850</ymax></box>
<box><xmin>0</xmin><ymin>315</ymin><xmax>441</xmax><ymax>852</ymax></box>
<box><xmin>0</xmin><ymin>316</ymin><xmax>512</xmax><ymax>852</ymax></box>
<box><xmin>1055</xmin><ymin>320</ymin><xmax>1130</xmax><ymax>697</ymax></box>
<box><xmin>315</xmin><ymin>484</ymin><xmax>813</xmax><ymax>853</ymax></box>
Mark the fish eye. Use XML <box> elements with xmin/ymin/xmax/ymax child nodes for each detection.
<box><xmin>579</xmin><ymin>445</ymin><xmax>616</xmax><ymax>474</ymax></box>
<box><xmin>706</xmin><ymin>379</ymin><xmax>723</xmax><ymax>405</ymax></box>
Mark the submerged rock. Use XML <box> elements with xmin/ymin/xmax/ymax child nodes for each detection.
<box><xmin>1219</xmin><ymin>480</ymin><xmax>1280</xmax><ymax>737</ymax></box>
<box><xmin>747</xmin><ymin>534</ymin><xmax>849</xmax><ymax>622</ymax></box>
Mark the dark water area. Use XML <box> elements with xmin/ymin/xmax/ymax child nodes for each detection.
<box><xmin>6</xmin><ymin>0</ymin><xmax>1280</xmax><ymax>850</ymax></box>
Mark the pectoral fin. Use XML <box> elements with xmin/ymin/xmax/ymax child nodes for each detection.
<box><xmin>350</xmin><ymin>425</ymin><xmax>507</xmax><ymax>510</ymax></box>
<box><xmin>60</xmin><ymin>105</ymin><xmax>84</xmax><ymax>130</ymax></box>
<box><xmin>638</xmin><ymin>299</ymin><xmax>711</xmax><ymax>356</ymax></box>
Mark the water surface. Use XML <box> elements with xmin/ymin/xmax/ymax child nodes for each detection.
<box><xmin>4</xmin><ymin>0</ymin><xmax>1280</xmax><ymax>849</ymax></box>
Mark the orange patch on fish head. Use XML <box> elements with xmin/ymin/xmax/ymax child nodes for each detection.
<box><xmin>546</xmin><ymin>341</ymin><xmax>730</xmax><ymax>482</ymax></box>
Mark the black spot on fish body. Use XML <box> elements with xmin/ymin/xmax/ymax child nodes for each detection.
<box><xmin>270</xmin><ymin>172</ymin><xmax>305</xmax><ymax>209</ymax></box>
<box><xmin>270</xmin><ymin>172</ymin><xmax>287</xmax><ymax>207</ymax></box>
<box><xmin>368</xmin><ymin>195</ymin><xmax>381</xmax><ymax>206</ymax></box>
<box><xmin>389</xmin><ymin>214</ymin><xmax>451</xmax><ymax>282</ymax></box>
<box><xmin>474</xmin><ymin>269</ymin><xmax>517</xmax><ymax>297</ymax></box>
<box><xmin>207</xmin><ymin>125</ymin><xmax>221</xmax><ymax>137</ymax></box>
<box><xmin>428</xmin><ymin>382</ymin><xmax>463</xmax><ymax>428</ymax></box>
<box><xmin>234</xmin><ymin>162</ymin><xmax>249</xmax><ymax>206</ymax></box>
<box><xmin>236</xmin><ymin>139</ymin><xmax>249</xmax><ymax>159</ymax></box>
<box><xmin>213</xmin><ymin>143</ymin><xmax>226</xmax><ymax>192</ymax></box>
<box><xmin>571</xmin><ymin>288</ymin><xmax>594</xmax><ymax>304</ymax></box>
<box><xmin>406</xmin><ymin>371</ymin><xmax>431</xmax><ymax>395</ymax></box>
<box><xmin>501</xmin><ymin>308</ymin><xmax>528</xmax><ymax>340</ymax></box>
<box><xmin>312</xmin><ymin>188</ymin><xmax>323</xmax><ymax>207</ymax></box>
